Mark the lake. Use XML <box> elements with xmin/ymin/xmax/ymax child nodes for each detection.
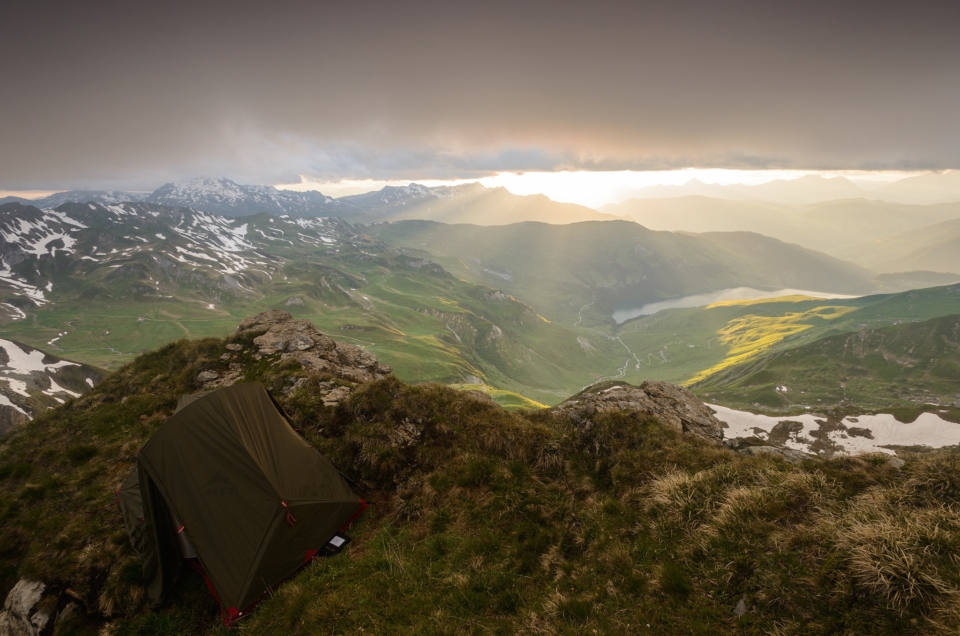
<box><xmin>612</xmin><ymin>287</ymin><xmax>859</xmax><ymax>324</ymax></box>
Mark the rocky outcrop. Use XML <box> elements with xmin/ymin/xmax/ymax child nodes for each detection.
<box><xmin>0</xmin><ymin>580</ymin><xmax>48</xmax><ymax>636</ymax></box>
<box><xmin>555</xmin><ymin>381</ymin><xmax>724</xmax><ymax>442</ymax></box>
<box><xmin>195</xmin><ymin>310</ymin><xmax>392</xmax><ymax>405</ymax></box>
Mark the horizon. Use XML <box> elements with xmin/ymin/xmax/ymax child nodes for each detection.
<box><xmin>2</xmin><ymin>168</ymin><xmax>950</xmax><ymax>210</ymax></box>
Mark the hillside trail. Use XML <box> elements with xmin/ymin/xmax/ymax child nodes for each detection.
<box><xmin>573</xmin><ymin>294</ymin><xmax>642</xmax><ymax>390</ymax></box>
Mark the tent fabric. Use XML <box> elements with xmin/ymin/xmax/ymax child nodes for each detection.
<box><xmin>117</xmin><ymin>469</ymin><xmax>147</xmax><ymax>559</ymax></box>
<box><xmin>137</xmin><ymin>461</ymin><xmax>184</xmax><ymax>607</ymax></box>
<box><xmin>119</xmin><ymin>382</ymin><xmax>362</xmax><ymax>621</ymax></box>
<box><xmin>118</xmin><ymin>465</ymin><xmax>182</xmax><ymax>606</ymax></box>
<box><xmin>174</xmin><ymin>391</ymin><xmax>210</xmax><ymax>414</ymax></box>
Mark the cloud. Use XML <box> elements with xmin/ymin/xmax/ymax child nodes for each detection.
<box><xmin>1</xmin><ymin>0</ymin><xmax>958</xmax><ymax>189</ymax></box>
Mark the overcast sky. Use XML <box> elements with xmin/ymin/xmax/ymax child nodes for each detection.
<box><xmin>2</xmin><ymin>0</ymin><xmax>959</xmax><ymax>191</ymax></box>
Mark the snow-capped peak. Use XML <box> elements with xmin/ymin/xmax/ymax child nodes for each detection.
<box><xmin>146</xmin><ymin>178</ymin><xmax>344</xmax><ymax>218</ymax></box>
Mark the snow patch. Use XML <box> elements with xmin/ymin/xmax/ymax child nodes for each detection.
<box><xmin>0</xmin><ymin>377</ymin><xmax>30</xmax><ymax>397</ymax></box>
<box><xmin>710</xmin><ymin>404</ymin><xmax>960</xmax><ymax>456</ymax></box>
<box><xmin>45</xmin><ymin>376</ymin><xmax>81</xmax><ymax>398</ymax></box>
<box><xmin>0</xmin><ymin>392</ymin><xmax>27</xmax><ymax>415</ymax></box>
<box><xmin>1</xmin><ymin>303</ymin><xmax>26</xmax><ymax>320</ymax></box>
<box><xmin>0</xmin><ymin>339</ymin><xmax>78</xmax><ymax>373</ymax></box>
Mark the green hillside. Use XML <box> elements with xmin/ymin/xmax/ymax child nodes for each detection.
<box><xmin>0</xmin><ymin>203</ymin><xmax>952</xmax><ymax>409</ymax></box>
<box><xmin>694</xmin><ymin>313</ymin><xmax>960</xmax><ymax>413</ymax></box>
<box><xmin>591</xmin><ymin>285</ymin><xmax>960</xmax><ymax>403</ymax></box>
<box><xmin>366</xmin><ymin>220</ymin><xmax>873</xmax><ymax>327</ymax></box>
<box><xmin>4</xmin><ymin>329</ymin><xmax>960</xmax><ymax>634</ymax></box>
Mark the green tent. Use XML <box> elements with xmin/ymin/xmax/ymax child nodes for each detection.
<box><xmin>118</xmin><ymin>383</ymin><xmax>364</xmax><ymax>625</ymax></box>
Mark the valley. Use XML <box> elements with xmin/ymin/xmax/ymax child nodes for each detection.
<box><xmin>0</xmin><ymin>195</ymin><xmax>958</xmax><ymax>417</ymax></box>
<box><xmin>0</xmin><ymin>185</ymin><xmax>958</xmax><ymax>636</ymax></box>
<box><xmin>366</xmin><ymin>219</ymin><xmax>874</xmax><ymax>327</ymax></box>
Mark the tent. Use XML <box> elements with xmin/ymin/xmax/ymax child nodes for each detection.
<box><xmin>117</xmin><ymin>383</ymin><xmax>365</xmax><ymax>625</ymax></box>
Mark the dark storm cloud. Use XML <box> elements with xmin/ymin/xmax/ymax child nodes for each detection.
<box><xmin>2</xmin><ymin>0</ymin><xmax>959</xmax><ymax>189</ymax></box>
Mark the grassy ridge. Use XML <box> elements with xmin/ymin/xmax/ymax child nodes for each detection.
<box><xmin>0</xmin><ymin>252</ymin><xmax>625</xmax><ymax>406</ymax></box>
<box><xmin>4</xmin><ymin>334</ymin><xmax>960</xmax><ymax>633</ymax></box>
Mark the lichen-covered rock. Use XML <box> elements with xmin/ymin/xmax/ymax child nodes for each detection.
<box><xmin>555</xmin><ymin>381</ymin><xmax>724</xmax><ymax>442</ymax></box>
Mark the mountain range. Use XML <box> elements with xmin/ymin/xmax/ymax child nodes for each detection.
<box><xmin>1</xmin><ymin>174</ymin><xmax>958</xmax><ymax>410</ymax></box>
<box><xmin>0</xmin><ymin>198</ymin><xmax>893</xmax><ymax>406</ymax></box>
<box><xmin>615</xmin><ymin>171</ymin><xmax>960</xmax><ymax>206</ymax></box>
<box><xmin>603</xmin><ymin>195</ymin><xmax>960</xmax><ymax>255</ymax></box>
<box><xmin>2</xmin><ymin>177</ymin><xmax>613</xmax><ymax>225</ymax></box>
<box><xmin>337</xmin><ymin>182</ymin><xmax>614</xmax><ymax>225</ymax></box>
<box><xmin>0</xmin><ymin>200</ymin><xmax>634</xmax><ymax>403</ymax></box>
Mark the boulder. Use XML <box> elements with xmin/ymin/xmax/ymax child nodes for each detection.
<box><xmin>555</xmin><ymin>381</ymin><xmax>724</xmax><ymax>442</ymax></box>
<box><xmin>0</xmin><ymin>579</ymin><xmax>48</xmax><ymax>636</ymax></box>
<box><xmin>195</xmin><ymin>370</ymin><xmax>219</xmax><ymax>384</ymax></box>
<box><xmin>237</xmin><ymin>309</ymin><xmax>293</xmax><ymax>335</ymax></box>
<box><xmin>735</xmin><ymin>445</ymin><xmax>812</xmax><ymax>464</ymax></box>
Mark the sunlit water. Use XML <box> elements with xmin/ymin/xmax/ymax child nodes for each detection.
<box><xmin>612</xmin><ymin>287</ymin><xmax>858</xmax><ymax>324</ymax></box>
<box><xmin>709</xmin><ymin>404</ymin><xmax>960</xmax><ymax>456</ymax></box>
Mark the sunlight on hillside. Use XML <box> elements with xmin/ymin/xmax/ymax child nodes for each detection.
<box><xmin>685</xmin><ymin>304</ymin><xmax>858</xmax><ymax>384</ymax></box>
<box><xmin>449</xmin><ymin>383</ymin><xmax>548</xmax><ymax>409</ymax></box>
<box><xmin>706</xmin><ymin>294</ymin><xmax>826</xmax><ymax>309</ymax></box>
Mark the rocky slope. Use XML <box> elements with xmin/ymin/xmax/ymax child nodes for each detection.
<box><xmin>0</xmin><ymin>200</ymin><xmax>363</xmax><ymax>310</ymax></box>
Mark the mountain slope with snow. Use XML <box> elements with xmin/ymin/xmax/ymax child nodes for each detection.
<box><xmin>0</xmin><ymin>338</ymin><xmax>103</xmax><ymax>437</ymax></box>
<box><xmin>0</xmin><ymin>200</ymin><xmax>368</xmax><ymax>311</ymax></box>
<box><xmin>146</xmin><ymin>177</ymin><xmax>351</xmax><ymax>217</ymax></box>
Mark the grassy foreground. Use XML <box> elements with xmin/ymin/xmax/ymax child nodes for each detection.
<box><xmin>2</xmin><ymin>333</ymin><xmax>960</xmax><ymax>634</ymax></box>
